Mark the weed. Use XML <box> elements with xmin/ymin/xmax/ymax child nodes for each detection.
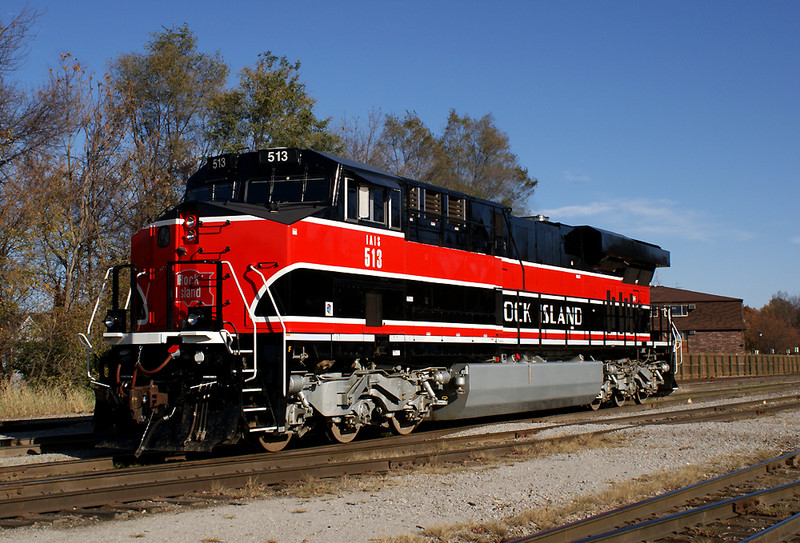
<box><xmin>379</xmin><ymin>535</ymin><xmax>428</xmax><ymax>543</ymax></box>
<box><xmin>0</xmin><ymin>379</ymin><xmax>94</xmax><ymax>418</ymax></box>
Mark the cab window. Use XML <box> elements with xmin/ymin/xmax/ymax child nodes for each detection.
<box><xmin>345</xmin><ymin>178</ymin><xmax>400</xmax><ymax>229</ymax></box>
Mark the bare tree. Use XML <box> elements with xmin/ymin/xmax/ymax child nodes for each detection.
<box><xmin>23</xmin><ymin>57</ymin><xmax>127</xmax><ymax>309</ymax></box>
<box><xmin>339</xmin><ymin>107</ymin><xmax>384</xmax><ymax>165</ymax></box>
<box><xmin>0</xmin><ymin>7</ymin><xmax>70</xmax><ymax>173</ymax></box>
<box><xmin>431</xmin><ymin>110</ymin><xmax>537</xmax><ymax>212</ymax></box>
<box><xmin>374</xmin><ymin>111</ymin><xmax>436</xmax><ymax>180</ymax></box>
<box><xmin>0</xmin><ymin>8</ymin><xmax>73</xmax><ymax>379</ymax></box>
<box><xmin>8</xmin><ymin>56</ymin><xmax>130</xmax><ymax>384</ymax></box>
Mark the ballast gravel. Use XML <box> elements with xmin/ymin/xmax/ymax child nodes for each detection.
<box><xmin>3</xmin><ymin>401</ymin><xmax>800</xmax><ymax>543</ymax></box>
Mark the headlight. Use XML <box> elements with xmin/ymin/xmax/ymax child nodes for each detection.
<box><xmin>103</xmin><ymin>310</ymin><xmax>126</xmax><ymax>332</ymax></box>
<box><xmin>184</xmin><ymin>306</ymin><xmax>212</xmax><ymax>330</ymax></box>
<box><xmin>185</xmin><ymin>229</ymin><xmax>197</xmax><ymax>242</ymax></box>
<box><xmin>185</xmin><ymin>215</ymin><xmax>196</xmax><ymax>228</ymax></box>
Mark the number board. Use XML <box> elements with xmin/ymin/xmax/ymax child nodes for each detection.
<box><xmin>258</xmin><ymin>148</ymin><xmax>300</xmax><ymax>165</ymax></box>
<box><xmin>206</xmin><ymin>154</ymin><xmax>238</xmax><ymax>179</ymax></box>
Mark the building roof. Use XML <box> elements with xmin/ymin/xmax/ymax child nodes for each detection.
<box><xmin>651</xmin><ymin>286</ymin><xmax>745</xmax><ymax>332</ymax></box>
<box><xmin>650</xmin><ymin>286</ymin><xmax>742</xmax><ymax>304</ymax></box>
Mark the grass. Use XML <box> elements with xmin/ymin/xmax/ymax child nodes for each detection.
<box><xmin>210</xmin><ymin>472</ymin><xmax>403</xmax><ymax>502</ymax></box>
<box><xmin>0</xmin><ymin>378</ymin><xmax>94</xmax><ymax>418</ymax></box>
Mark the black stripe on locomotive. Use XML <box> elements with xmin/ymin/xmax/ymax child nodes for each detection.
<box><xmin>255</xmin><ymin>267</ymin><xmax>654</xmax><ymax>367</ymax></box>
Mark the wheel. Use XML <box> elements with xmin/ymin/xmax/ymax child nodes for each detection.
<box><xmin>389</xmin><ymin>413</ymin><xmax>418</xmax><ymax>436</ymax></box>
<box><xmin>257</xmin><ymin>432</ymin><xmax>292</xmax><ymax>452</ymax></box>
<box><xmin>633</xmin><ymin>388</ymin><xmax>647</xmax><ymax>405</ymax></box>
<box><xmin>612</xmin><ymin>392</ymin><xmax>625</xmax><ymax>408</ymax></box>
<box><xmin>326</xmin><ymin>421</ymin><xmax>360</xmax><ymax>444</ymax></box>
<box><xmin>588</xmin><ymin>397</ymin><xmax>602</xmax><ymax>411</ymax></box>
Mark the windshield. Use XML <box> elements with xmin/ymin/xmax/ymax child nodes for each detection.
<box><xmin>185</xmin><ymin>164</ymin><xmax>331</xmax><ymax>206</ymax></box>
<box><xmin>245</xmin><ymin>174</ymin><xmax>329</xmax><ymax>205</ymax></box>
<box><xmin>185</xmin><ymin>181</ymin><xmax>237</xmax><ymax>203</ymax></box>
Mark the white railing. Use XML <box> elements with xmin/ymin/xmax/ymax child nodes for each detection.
<box><xmin>81</xmin><ymin>261</ymin><xmax>284</xmax><ymax>390</ymax></box>
<box><xmin>81</xmin><ymin>267</ymin><xmax>116</xmax><ymax>388</ymax></box>
<box><xmin>246</xmin><ymin>264</ymin><xmax>287</xmax><ymax>395</ymax></box>
<box><xmin>220</xmin><ymin>261</ymin><xmax>262</xmax><ymax>382</ymax></box>
<box><xmin>669</xmin><ymin>309</ymin><xmax>683</xmax><ymax>368</ymax></box>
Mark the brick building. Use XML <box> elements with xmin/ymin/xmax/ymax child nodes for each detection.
<box><xmin>650</xmin><ymin>286</ymin><xmax>745</xmax><ymax>354</ymax></box>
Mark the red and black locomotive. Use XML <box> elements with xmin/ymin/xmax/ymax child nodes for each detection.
<box><xmin>87</xmin><ymin>148</ymin><xmax>677</xmax><ymax>454</ymax></box>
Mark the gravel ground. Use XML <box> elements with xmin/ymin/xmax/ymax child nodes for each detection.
<box><xmin>3</xmin><ymin>399</ymin><xmax>800</xmax><ymax>543</ymax></box>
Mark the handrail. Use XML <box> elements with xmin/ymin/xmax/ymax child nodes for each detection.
<box><xmin>662</xmin><ymin>306</ymin><xmax>683</xmax><ymax>368</ymax></box>
<box><xmin>83</xmin><ymin>261</ymin><xmax>278</xmax><ymax>389</ymax></box>
<box><xmin>219</xmin><ymin>261</ymin><xmax>258</xmax><ymax>382</ymax></box>
<box><xmin>247</xmin><ymin>264</ymin><xmax>287</xmax><ymax>396</ymax></box>
<box><xmin>671</xmin><ymin>317</ymin><xmax>683</xmax><ymax>367</ymax></box>
<box><xmin>86</xmin><ymin>267</ymin><xmax>114</xmax><ymax>336</ymax></box>
<box><xmin>82</xmin><ymin>266</ymin><xmax>116</xmax><ymax>388</ymax></box>
<box><xmin>124</xmin><ymin>271</ymin><xmax>145</xmax><ymax>310</ymax></box>
<box><xmin>78</xmin><ymin>332</ymin><xmax>110</xmax><ymax>388</ymax></box>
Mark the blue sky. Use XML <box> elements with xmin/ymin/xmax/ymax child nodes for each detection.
<box><xmin>4</xmin><ymin>0</ymin><xmax>798</xmax><ymax>308</ymax></box>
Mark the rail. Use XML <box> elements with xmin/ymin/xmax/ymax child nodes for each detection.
<box><xmin>506</xmin><ymin>448</ymin><xmax>800</xmax><ymax>543</ymax></box>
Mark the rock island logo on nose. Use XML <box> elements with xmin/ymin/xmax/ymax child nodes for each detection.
<box><xmin>176</xmin><ymin>269</ymin><xmax>215</xmax><ymax>307</ymax></box>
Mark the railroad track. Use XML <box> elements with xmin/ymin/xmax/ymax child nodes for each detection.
<box><xmin>2</xmin><ymin>393</ymin><xmax>800</xmax><ymax>528</ymax></box>
<box><xmin>506</xmin><ymin>449</ymin><xmax>800</xmax><ymax>542</ymax></box>
<box><xmin>0</xmin><ymin>415</ymin><xmax>92</xmax><ymax>432</ymax></box>
<box><xmin>3</xmin><ymin>388</ymin><xmax>799</xmax><ymax>485</ymax></box>
<box><xmin>0</xmin><ymin>433</ymin><xmax>97</xmax><ymax>459</ymax></box>
<box><xmin>0</xmin><ymin>415</ymin><xmax>94</xmax><ymax>458</ymax></box>
<box><xmin>1</xmin><ymin>375</ymin><xmax>796</xmax><ymax>461</ymax></box>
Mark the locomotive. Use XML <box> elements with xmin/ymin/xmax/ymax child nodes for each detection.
<box><xmin>84</xmin><ymin>148</ymin><xmax>678</xmax><ymax>454</ymax></box>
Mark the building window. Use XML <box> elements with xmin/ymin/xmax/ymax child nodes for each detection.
<box><xmin>670</xmin><ymin>304</ymin><xmax>694</xmax><ymax>317</ymax></box>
